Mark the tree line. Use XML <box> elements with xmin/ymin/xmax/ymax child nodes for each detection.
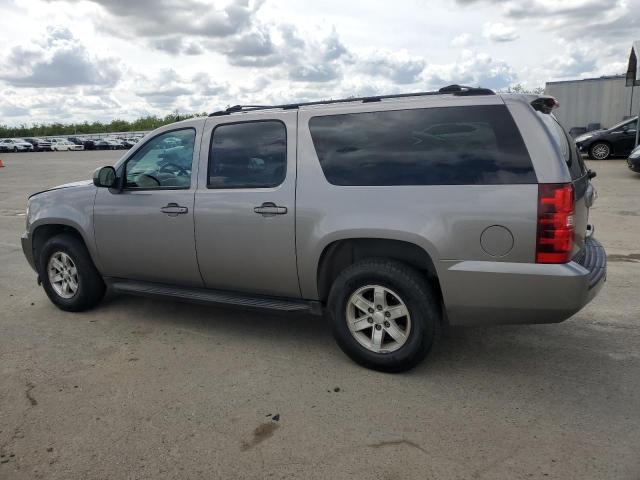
<box><xmin>0</xmin><ymin>112</ymin><xmax>207</xmax><ymax>138</ymax></box>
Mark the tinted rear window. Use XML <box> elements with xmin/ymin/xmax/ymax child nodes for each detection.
<box><xmin>309</xmin><ymin>105</ymin><xmax>536</xmax><ymax>186</ymax></box>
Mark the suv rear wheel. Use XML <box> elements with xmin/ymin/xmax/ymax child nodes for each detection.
<box><xmin>39</xmin><ymin>233</ymin><xmax>105</xmax><ymax>312</ymax></box>
<box><xmin>589</xmin><ymin>142</ymin><xmax>611</xmax><ymax>160</ymax></box>
<box><xmin>328</xmin><ymin>259</ymin><xmax>440</xmax><ymax>372</ymax></box>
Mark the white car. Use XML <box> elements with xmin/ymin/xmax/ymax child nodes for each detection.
<box><xmin>0</xmin><ymin>138</ymin><xmax>34</xmax><ymax>152</ymax></box>
<box><xmin>50</xmin><ymin>138</ymin><xmax>84</xmax><ymax>151</ymax></box>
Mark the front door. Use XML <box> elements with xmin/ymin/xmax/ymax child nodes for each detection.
<box><xmin>94</xmin><ymin>126</ymin><xmax>203</xmax><ymax>287</ymax></box>
<box><xmin>194</xmin><ymin>112</ymin><xmax>300</xmax><ymax>298</ymax></box>
<box><xmin>616</xmin><ymin>118</ymin><xmax>638</xmax><ymax>155</ymax></box>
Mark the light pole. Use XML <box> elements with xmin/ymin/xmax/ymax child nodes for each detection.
<box><xmin>626</xmin><ymin>41</ymin><xmax>640</xmax><ymax>148</ymax></box>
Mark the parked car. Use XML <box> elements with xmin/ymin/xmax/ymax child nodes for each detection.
<box><xmin>122</xmin><ymin>137</ymin><xmax>140</xmax><ymax>149</ymax></box>
<box><xmin>575</xmin><ymin>116</ymin><xmax>638</xmax><ymax>160</ymax></box>
<box><xmin>93</xmin><ymin>138</ymin><xmax>123</xmax><ymax>150</ymax></box>
<box><xmin>20</xmin><ymin>86</ymin><xmax>606</xmax><ymax>372</ymax></box>
<box><xmin>0</xmin><ymin>138</ymin><xmax>34</xmax><ymax>152</ymax></box>
<box><xmin>24</xmin><ymin>138</ymin><xmax>53</xmax><ymax>152</ymax></box>
<box><xmin>627</xmin><ymin>144</ymin><xmax>640</xmax><ymax>174</ymax></box>
<box><xmin>50</xmin><ymin>138</ymin><xmax>83</xmax><ymax>151</ymax></box>
<box><xmin>67</xmin><ymin>137</ymin><xmax>86</xmax><ymax>146</ymax></box>
<box><xmin>568</xmin><ymin>127</ymin><xmax>587</xmax><ymax>138</ymax></box>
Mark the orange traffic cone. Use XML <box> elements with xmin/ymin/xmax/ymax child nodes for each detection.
<box><xmin>0</xmin><ymin>159</ymin><xmax>4</xmax><ymax>167</ymax></box>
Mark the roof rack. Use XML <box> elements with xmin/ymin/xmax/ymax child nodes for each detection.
<box><xmin>208</xmin><ymin>84</ymin><xmax>495</xmax><ymax>116</ymax></box>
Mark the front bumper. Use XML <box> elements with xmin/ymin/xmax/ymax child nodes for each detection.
<box><xmin>21</xmin><ymin>231</ymin><xmax>37</xmax><ymax>272</ymax></box>
<box><xmin>442</xmin><ymin>237</ymin><xmax>607</xmax><ymax>326</ymax></box>
<box><xmin>627</xmin><ymin>156</ymin><xmax>640</xmax><ymax>173</ymax></box>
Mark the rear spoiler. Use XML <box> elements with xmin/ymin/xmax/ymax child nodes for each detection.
<box><xmin>531</xmin><ymin>96</ymin><xmax>560</xmax><ymax>114</ymax></box>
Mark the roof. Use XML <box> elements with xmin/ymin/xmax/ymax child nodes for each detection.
<box><xmin>208</xmin><ymin>85</ymin><xmax>495</xmax><ymax>116</ymax></box>
<box><xmin>545</xmin><ymin>75</ymin><xmax>626</xmax><ymax>86</ymax></box>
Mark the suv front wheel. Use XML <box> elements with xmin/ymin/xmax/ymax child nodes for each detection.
<box><xmin>39</xmin><ymin>233</ymin><xmax>106</xmax><ymax>312</ymax></box>
<box><xmin>328</xmin><ymin>259</ymin><xmax>440</xmax><ymax>372</ymax></box>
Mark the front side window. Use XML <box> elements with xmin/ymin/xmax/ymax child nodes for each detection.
<box><xmin>125</xmin><ymin>129</ymin><xmax>195</xmax><ymax>189</ymax></box>
<box><xmin>309</xmin><ymin>105</ymin><xmax>536</xmax><ymax>186</ymax></box>
<box><xmin>208</xmin><ymin>121</ymin><xmax>286</xmax><ymax>189</ymax></box>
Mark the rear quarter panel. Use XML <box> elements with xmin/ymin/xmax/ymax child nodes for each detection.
<box><xmin>295</xmin><ymin>95</ymin><xmax>539</xmax><ymax>300</ymax></box>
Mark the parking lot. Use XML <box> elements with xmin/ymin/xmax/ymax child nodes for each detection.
<box><xmin>0</xmin><ymin>150</ymin><xmax>639</xmax><ymax>479</ymax></box>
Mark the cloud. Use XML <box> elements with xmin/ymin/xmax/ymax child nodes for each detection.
<box><xmin>423</xmin><ymin>51</ymin><xmax>517</xmax><ymax>90</ymax></box>
<box><xmin>451</xmin><ymin>33</ymin><xmax>473</xmax><ymax>48</ymax></box>
<box><xmin>0</xmin><ymin>26</ymin><xmax>120</xmax><ymax>88</ymax></box>
<box><xmin>71</xmin><ymin>0</ymin><xmax>261</xmax><ymax>38</ymax></box>
<box><xmin>359</xmin><ymin>50</ymin><xmax>426</xmax><ymax>84</ymax></box>
<box><xmin>289</xmin><ymin>64</ymin><xmax>341</xmax><ymax>83</ymax></box>
<box><xmin>482</xmin><ymin>22</ymin><xmax>519</xmax><ymax>42</ymax></box>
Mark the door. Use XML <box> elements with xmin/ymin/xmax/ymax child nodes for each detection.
<box><xmin>614</xmin><ymin>118</ymin><xmax>637</xmax><ymax>155</ymax></box>
<box><xmin>94</xmin><ymin>127</ymin><xmax>203</xmax><ymax>287</ymax></box>
<box><xmin>194</xmin><ymin>113</ymin><xmax>300</xmax><ymax>298</ymax></box>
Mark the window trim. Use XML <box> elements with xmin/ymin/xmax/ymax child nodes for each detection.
<box><xmin>206</xmin><ymin>119</ymin><xmax>288</xmax><ymax>190</ymax></box>
<box><xmin>121</xmin><ymin>127</ymin><xmax>196</xmax><ymax>191</ymax></box>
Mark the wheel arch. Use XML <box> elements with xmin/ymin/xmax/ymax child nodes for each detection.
<box><xmin>32</xmin><ymin>222</ymin><xmax>95</xmax><ymax>274</ymax></box>
<box><xmin>316</xmin><ymin>238</ymin><xmax>443</xmax><ymax>308</ymax></box>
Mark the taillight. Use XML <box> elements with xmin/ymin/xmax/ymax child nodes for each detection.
<box><xmin>536</xmin><ymin>183</ymin><xmax>575</xmax><ymax>263</ymax></box>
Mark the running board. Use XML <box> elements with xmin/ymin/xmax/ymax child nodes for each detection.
<box><xmin>106</xmin><ymin>279</ymin><xmax>324</xmax><ymax>315</ymax></box>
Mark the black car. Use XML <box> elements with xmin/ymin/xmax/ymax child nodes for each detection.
<box><xmin>627</xmin><ymin>145</ymin><xmax>640</xmax><ymax>173</ymax></box>
<box><xmin>575</xmin><ymin>116</ymin><xmax>638</xmax><ymax>160</ymax></box>
<box><xmin>568</xmin><ymin>127</ymin><xmax>587</xmax><ymax>138</ymax></box>
<box><xmin>23</xmin><ymin>138</ymin><xmax>52</xmax><ymax>152</ymax></box>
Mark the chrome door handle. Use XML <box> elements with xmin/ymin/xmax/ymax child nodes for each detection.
<box><xmin>254</xmin><ymin>202</ymin><xmax>287</xmax><ymax>216</ymax></box>
<box><xmin>161</xmin><ymin>203</ymin><xmax>188</xmax><ymax>216</ymax></box>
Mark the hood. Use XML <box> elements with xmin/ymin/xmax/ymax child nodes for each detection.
<box><xmin>29</xmin><ymin>179</ymin><xmax>93</xmax><ymax>199</ymax></box>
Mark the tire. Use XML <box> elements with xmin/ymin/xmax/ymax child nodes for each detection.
<box><xmin>38</xmin><ymin>233</ymin><xmax>105</xmax><ymax>312</ymax></box>
<box><xmin>589</xmin><ymin>142</ymin><xmax>611</xmax><ymax>160</ymax></box>
<box><xmin>13</xmin><ymin>147</ymin><xmax>18</xmax><ymax>152</ymax></box>
<box><xmin>328</xmin><ymin>258</ymin><xmax>440</xmax><ymax>372</ymax></box>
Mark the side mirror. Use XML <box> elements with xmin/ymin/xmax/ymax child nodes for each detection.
<box><xmin>93</xmin><ymin>166</ymin><xmax>116</xmax><ymax>188</ymax></box>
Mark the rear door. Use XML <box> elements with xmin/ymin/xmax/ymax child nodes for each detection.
<box><xmin>548</xmin><ymin>116</ymin><xmax>592</xmax><ymax>254</ymax></box>
<box><xmin>194</xmin><ymin>112</ymin><xmax>300</xmax><ymax>298</ymax></box>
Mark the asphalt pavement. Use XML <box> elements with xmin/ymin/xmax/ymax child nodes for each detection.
<box><xmin>0</xmin><ymin>151</ymin><xmax>639</xmax><ymax>479</ymax></box>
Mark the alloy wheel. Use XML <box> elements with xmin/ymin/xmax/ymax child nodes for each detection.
<box><xmin>346</xmin><ymin>285</ymin><xmax>411</xmax><ymax>353</ymax></box>
<box><xmin>591</xmin><ymin>143</ymin><xmax>610</xmax><ymax>160</ymax></box>
<box><xmin>47</xmin><ymin>251</ymin><xmax>79</xmax><ymax>299</ymax></box>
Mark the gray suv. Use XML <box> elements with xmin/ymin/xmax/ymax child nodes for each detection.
<box><xmin>21</xmin><ymin>85</ymin><xmax>606</xmax><ymax>372</ymax></box>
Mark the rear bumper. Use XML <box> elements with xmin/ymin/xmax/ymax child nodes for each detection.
<box><xmin>442</xmin><ymin>237</ymin><xmax>607</xmax><ymax>326</ymax></box>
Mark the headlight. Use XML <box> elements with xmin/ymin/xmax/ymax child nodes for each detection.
<box><xmin>630</xmin><ymin>148</ymin><xmax>640</xmax><ymax>159</ymax></box>
<box><xmin>575</xmin><ymin>134</ymin><xmax>593</xmax><ymax>142</ymax></box>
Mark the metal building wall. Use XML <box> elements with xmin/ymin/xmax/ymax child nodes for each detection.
<box><xmin>545</xmin><ymin>76</ymin><xmax>640</xmax><ymax>130</ymax></box>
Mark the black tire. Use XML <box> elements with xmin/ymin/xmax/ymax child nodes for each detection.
<box><xmin>13</xmin><ymin>147</ymin><xmax>18</xmax><ymax>152</ymax></box>
<box><xmin>38</xmin><ymin>233</ymin><xmax>105</xmax><ymax>312</ymax></box>
<box><xmin>328</xmin><ymin>258</ymin><xmax>440</xmax><ymax>372</ymax></box>
<box><xmin>589</xmin><ymin>142</ymin><xmax>611</xmax><ymax>160</ymax></box>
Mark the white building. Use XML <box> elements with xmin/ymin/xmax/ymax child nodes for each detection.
<box><xmin>545</xmin><ymin>75</ymin><xmax>639</xmax><ymax>131</ymax></box>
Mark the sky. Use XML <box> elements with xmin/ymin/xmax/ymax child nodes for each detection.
<box><xmin>0</xmin><ymin>0</ymin><xmax>638</xmax><ymax>126</ymax></box>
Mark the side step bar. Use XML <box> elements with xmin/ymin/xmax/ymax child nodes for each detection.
<box><xmin>106</xmin><ymin>279</ymin><xmax>324</xmax><ymax>316</ymax></box>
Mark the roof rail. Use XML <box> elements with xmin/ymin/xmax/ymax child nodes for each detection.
<box><xmin>208</xmin><ymin>84</ymin><xmax>495</xmax><ymax>116</ymax></box>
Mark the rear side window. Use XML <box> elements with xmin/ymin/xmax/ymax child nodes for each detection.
<box><xmin>539</xmin><ymin>113</ymin><xmax>586</xmax><ymax>180</ymax></box>
<box><xmin>208</xmin><ymin>121</ymin><xmax>286</xmax><ymax>189</ymax></box>
<box><xmin>309</xmin><ymin>105</ymin><xmax>536</xmax><ymax>186</ymax></box>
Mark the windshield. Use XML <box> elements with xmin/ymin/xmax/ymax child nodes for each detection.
<box><xmin>609</xmin><ymin>116</ymin><xmax>638</xmax><ymax>131</ymax></box>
